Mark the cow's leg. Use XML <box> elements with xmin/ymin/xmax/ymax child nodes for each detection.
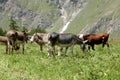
<box><xmin>6</xmin><ymin>44</ymin><xmax>8</xmax><ymax>54</ymax></box>
<box><xmin>102</xmin><ymin>42</ymin><xmax>106</xmax><ymax>48</ymax></box>
<box><xmin>52</xmin><ymin>46</ymin><xmax>55</xmax><ymax>57</ymax></box>
<box><xmin>106</xmin><ymin>42</ymin><xmax>109</xmax><ymax>47</ymax></box>
<box><xmin>40</xmin><ymin>44</ymin><xmax>43</xmax><ymax>51</ymax></box>
<box><xmin>46</xmin><ymin>43</ymin><xmax>51</xmax><ymax>57</ymax></box>
<box><xmin>7</xmin><ymin>41</ymin><xmax>10</xmax><ymax>54</ymax></box>
<box><xmin>88</xmin><ymin>45</ymin><xmax>91</xmax><ymax>50</ymax></box>
<box><xmin>64</xmin><ymin>47</ymin><xmax>68</xmax><ymax>55</ymax></box>
<box><xmin>22</xmin><ymin>42</ymin><xmax>24</xmax><ymax>54</ymax></box>
<box><xmin>80</xmin><ymin>43</ymin><xmax>86</xmax><ymax>52</ymax></box>
<box><xmin>47</xmin><ymin>45</ymin><xmax>55</xmax><ymax>57</ymax></box>
<box><xmin>50</xmin><ymin>46</ymin><xmax>55</xmax><ymax>57</ymax></box>
<box><xmin>46</xmin><ymin>41</ymin><xmax>55</xmax><ymax>57</ymax></box>
<box><xmin>11</xmin><ymin>41</ymin><xmax>14</xmax><ymax>53</ymax></box>
<box><xmin>71</xmin><ymin>45</ymin><xmax>74</xmax><ymax>55</ymax></box>
<box><xmin>58</xmin><ymin>47</ymin><xmax>63</xmax><ymax>56</ymax></box>
<box><xmin>12</xmin><ymin>40</ymin><xmax>16</xmax><ymax>54</ymax></box>
<box><xmin>8</xmin><ymin>40</ymin><xmax>11</xmax><ymax>54</ymax></box>
<box><xmin>102</xmin><ymin>42</ymin><xmax>109</xmax><ymax>48</ymax></box>
<box><xmin>91</xmin><ymin>44</ymin><xmax>95</xmax><ymax>50</ymax></box>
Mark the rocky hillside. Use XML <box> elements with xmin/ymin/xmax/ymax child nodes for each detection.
<box><xmin>65</xmin><ymin>0</ymin><xmax>120</xmax><ymax>38</ymax></box>
<box><xmin>0</xmin><ymin>0</ymin><xmax>83</xmax><ymax>30</ymax></box>
<box><xmin>0</xmin><ymin>0</ymin><xmax>61</xmax><ymax>30</ymax></box>
<box><xmin>0</xmin><ymin>0</ymin><xmax>120</xmax><ymax>38</ymax></box>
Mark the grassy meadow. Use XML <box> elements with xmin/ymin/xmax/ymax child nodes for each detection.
<box><xmin>0</xmin><ymin>41</ymin><xmax>120</xmax><ymax>80</ymax></box>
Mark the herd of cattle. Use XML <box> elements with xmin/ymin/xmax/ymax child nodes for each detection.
<box><xmin>0</xmin><ymin>29</ymin><xmax>109</xmax><ymax>57</ymax></box>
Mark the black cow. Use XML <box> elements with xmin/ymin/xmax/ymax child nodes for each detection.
<box><xmin>48</xmin><ymin>32</ymin><xmax>86</xmax><ymax>56</ymax></box>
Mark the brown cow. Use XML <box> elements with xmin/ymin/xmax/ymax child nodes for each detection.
<box><xmin>6</xmin><ymin>30</ymin><xmax>29</xmax><ymax>54</ymax></box>
<box><xmin>0</xmin><ymin>36</ymin><xmax>9</xmax><ymax>53</ymax></box>
<box><xmin>78</xmin><ymin>33</ymin><xmax>109</xmax><ymax>50</ymax></box>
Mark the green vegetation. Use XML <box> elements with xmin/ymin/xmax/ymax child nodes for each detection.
<box><xmin>0</xmin><ymin>28</ymin><xmax>6</xmax><ymax>36</ymax></box>
<box><xmin>9</xmin><ymin>18</ymin><xmax>20</xmax><ymax>30</ymax></box>
<box><xmin>0</xmin><ymin>41</ymin><xmax>120</xmax><ymax>80</ymax></box>
<box><xmin>30</xmin><ymin>27</ymin><xmax>46</xmax><ymax>35</ymax></box>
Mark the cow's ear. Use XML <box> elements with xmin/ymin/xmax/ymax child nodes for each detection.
<box><xmin>22</xmin><ymin>30</ymin><xmax>27</xmax><ymax>35</ymax></box>
<box><xmin>77</xmin><ymin>34</ymin><xmax>79</xmax><ymax>37</ymax></box>
<box><xmin>22</xmin><ymin>30</ymin><xmax>26</xmax><ymax>33</ymax></box>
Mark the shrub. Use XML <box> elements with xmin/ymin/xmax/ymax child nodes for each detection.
<box><xmin>9</xmin><ymin>18</ymin><xmax>20</xmax><ymax>30</ymax></box>
<box><xmin>0</xmin><ymin>28</ymin><xmax>6</xmax><ymax>36</ymax></box>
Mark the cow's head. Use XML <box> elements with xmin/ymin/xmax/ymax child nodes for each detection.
<box><xmin>80</xmin><ymin>40</ymin><xmax>88</xmax><ymax>51</ymax></box>
<box><xmin>77</xmin><ymin>34</ymin><xmax>84</xmax><ymax>40</ymax></box>
<box><xmin>48</xmin><ymin>32</ymin><xmax>59</xmax><ymax>46</ymax></box>
<box><xmin>22</xmin><ymin>30</ymin><xmax>29</xmax><ymax>43</ymax></box>
<box><xmin>49</xmin><ymin>32</ymin><xmax>59</xmax><ymax>41</ymax></box>
<box><xmin>14</xmin><ymin>43</ymin><xmax>20</xmax><ymax>50</ymax></box>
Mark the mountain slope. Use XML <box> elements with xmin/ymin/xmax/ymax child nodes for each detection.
<box><xmin>0</xmin><ymin>0</ymin><xmax>120</xmax><ymax>38</ymax></box>
<box><xmin>64</xmin><ymin>0</ymin><xmax>120</xmax><ymax>38</ymax></box>
<box><xmin>0</xmin><ymin>0</ymin><xmax>59</xmax><ymax>30</ymax></box>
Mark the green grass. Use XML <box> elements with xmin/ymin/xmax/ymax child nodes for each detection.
<box><xmin>0</xmin><ymin>41</ymin><xmax>120</xmax><ymax>80</ymax></box>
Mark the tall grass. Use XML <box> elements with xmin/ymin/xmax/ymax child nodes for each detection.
<box><xmin>0</xmin><ymin>41</ymin><xmax>120</xmax><ymax>80</ymax></box>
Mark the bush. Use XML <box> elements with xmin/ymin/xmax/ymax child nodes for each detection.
<box><xmin>9</xmin><ymin>18</ymin><xmax>20</xmax><ymax>30</ymax></box>
<box><xmin>0</xmin><ymin>28</ymin><xmax>6</xmax><ymax>36</ymax></box>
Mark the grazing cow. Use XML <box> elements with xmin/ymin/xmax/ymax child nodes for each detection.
<box><xmin>48</xmin><ymin>32</ymin><xmax>86</xmax><ymax>56</ymax></box>
<box><xmin>6</xmin><ymin>30</ymin><xmax>29</xmax><ymax>54</ymax></box>
<box><xmin>30</xmin><ymin>32</ymin><xmax>50</xmax><ymax>51</ymax></box>
<box><xmin>0</xmin><ymin>36</ymin><xmax>19</xmax><ymax>54</ymax></box>
<box><xmin>78</xmin><ymin>33</ymin><xmax>109</xmax><ymax>50</ymax></box>
<box><xmin>0</xmin><ymin>36</ymin><xmax>9</xmax><ymax>53</ymax></box>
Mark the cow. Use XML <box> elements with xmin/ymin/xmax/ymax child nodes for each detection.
<box><xmin>78</xmin><ymin>33</ymin><xmax>109</xmax><ymax>50</ymax></box>
<box><xmin>6</xmin><ymin>30</ymin><xmax>29</xmax><ymax>54</ymax></box>
<box><xmin>0</xmin><ymin>35</ymin><xmax>19</xmax><ymax>54</ymax></box>
<box><xmin>30</xmin><ymin>32</ymin><xmax>50</xmax><ymax>51</ymax></box>
<box><xmin>0</xmin><ymin>36</ymin><xmax>9</xmax><ymax>54</ymax></box>
<box><xmin>48</xmin><ymin>32</ymin><xmax>86</xmax><ymax>57</ymax></box>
